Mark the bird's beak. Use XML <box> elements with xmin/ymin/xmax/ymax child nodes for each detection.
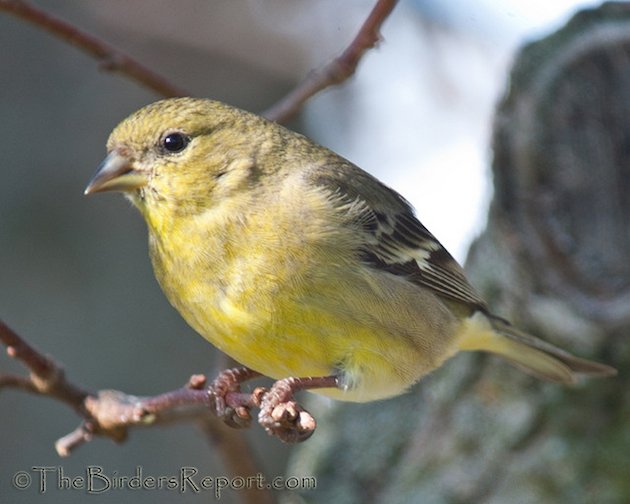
<box><xmin>84</xmin><ymin>151</ymin><xmax>147</xmax><ymax>195</ymax></box>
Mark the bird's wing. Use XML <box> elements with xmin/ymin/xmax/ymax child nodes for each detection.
<box><xmin>357</xmin><ymin>206</ymin><xmax>487</xmax><ymax>311</ymax></box>
<box><xmin>308</xmin><ymin>160</ymin><xmax>488</xmax><ymax>313</ymax></box>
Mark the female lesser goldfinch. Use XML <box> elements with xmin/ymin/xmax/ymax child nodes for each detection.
<box><xmin>85</xmin><ymin>98</ymin><xmax>615</xmax><ymax>403</ymax></box>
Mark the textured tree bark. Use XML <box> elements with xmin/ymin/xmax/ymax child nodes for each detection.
<box><xmin>284</xmin><ymin>3</ymin><xmax>630</xmax><ymax>503</ymax></box>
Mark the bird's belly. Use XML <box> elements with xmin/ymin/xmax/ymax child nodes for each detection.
<box><xmin>151</xmin><ymin>233</ymin><xmax>459</xmax><ymax>403</ymax></box>
<box><xmin>178</xmin><ymin>291</ymin><xmax>444</xmax><ymax>403</ymax></box>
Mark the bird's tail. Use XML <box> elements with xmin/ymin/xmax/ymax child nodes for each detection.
<box><xmin>458</xmin><ymin>313</ymin><xmax>617</xmax><ymax>384</ymax></box>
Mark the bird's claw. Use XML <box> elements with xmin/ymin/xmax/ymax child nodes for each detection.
<box><xmin>209</xmin><ymin>368</ymin><xmax>255</xmax><ymax>428</ymax></box>
<box><xmin>256</xmin><ymin>381</ymin><xmax>316</xmax><ymax>442</ymax></box>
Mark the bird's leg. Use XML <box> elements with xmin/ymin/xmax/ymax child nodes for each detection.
<box><xmin>206</xmin><ymin>367</ymin><xmax>261</xmax><ymax>428</ymax></box>
<box><xmin>256</xmin><ymin>375</ymin><xmax>339</xmax><ymax>442</ymax></box>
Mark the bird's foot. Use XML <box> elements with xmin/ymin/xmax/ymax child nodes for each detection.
<box><xmin>203</xmin><ymin>367</ymin><xmax>260</xmax><ymax>428</ymax></box>
<box><xmin>255</xmin><ymin>375</ymin><xmax>337</xmax><ymax>443</ymax></box>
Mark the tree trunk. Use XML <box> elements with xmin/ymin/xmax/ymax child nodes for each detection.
<box><xmin>284</xmin><ymin>3</ymin><xmax>630</xmax><ymax>503</ymax></box>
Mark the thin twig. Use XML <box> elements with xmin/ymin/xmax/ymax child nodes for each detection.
<box><xmin>0</xmin><ymin>373</ymin><xmax>37</xmax><ymax>392</ymax></box>
<box><xmin>1</xmin><ymin>320</ymin><xmax>321</xmax><ymax>456</ymax></box>
<box><xmin>0</xmin><ymin>0</ymin><xmax>399</xmax><ymax>123</ymax></box>
<box><xmin>0</xmin><ymin>0</ymin><xmax>187</xmax><ymax>98</ymax></box>
<box><xmin>0</xmin><ymin>320</ymin><xmax>89</xmax><ymax>411</ymax></box>
<box><xmin>262</xmin><ymin>0</ymin><xmax>400</xmax><ymax>123</ymax></box>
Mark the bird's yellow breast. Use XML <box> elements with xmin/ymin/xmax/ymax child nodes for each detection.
<box><xmin>141</xmin><ymin>178</ymin><xmax>459</xmax><ymax>402</ymax></box>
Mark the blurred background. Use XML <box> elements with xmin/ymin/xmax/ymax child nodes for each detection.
<box><xmin>0</xmin><ymin>0</ymin><xmax>608</xmax><ymax>502</ymax></box>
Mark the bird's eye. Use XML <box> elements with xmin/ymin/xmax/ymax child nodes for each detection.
<box><xmin>161</xmin><ymin>132</ymin><xmax>190</xmax><ymax>153</ymax></box>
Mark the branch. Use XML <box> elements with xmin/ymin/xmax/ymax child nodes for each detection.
<box><xmin>0</xmin><ymin>0</ymin><xmax>187</xmax><ymax>98</ymax></box>
<box><xmin>262</xmin><ymin>0</ymin><xmax>400</xmax><ymax>123</ymax></box>
<box><xmin>0</xmin><ymin>0</ymin><xmax>399</xmax><ymax>123</ymax></box>
<box><xmin>0</xmin><ymin>320</ymin><xmax>89</xmax><ymax>413</ymax></box>
<box><xmin>0</xmin><ymin>320</ymin><xmax>323</xmax><ymax>458</ymax></box>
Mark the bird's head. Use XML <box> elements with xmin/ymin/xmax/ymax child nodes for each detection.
<box><xmin>85</xmin><ymin>97</ymin><xmax>275</xmax><ymax>218</ymax></box>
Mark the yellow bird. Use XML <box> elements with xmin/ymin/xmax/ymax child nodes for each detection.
<box><xmin>85</xmin><ymin>97</ymin><xmax>615</xmax><ymax>405</ymax></box>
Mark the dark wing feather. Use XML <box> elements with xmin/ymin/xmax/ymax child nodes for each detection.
<box><xmin>308</xmin><ymin>159</ymin><xmax>487</xmax><ymax>313</ymax></box>
<box><xmin>358</xmin><ymin>208</ymin><xmax>487</xmax><ymax>311</ymax></box>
